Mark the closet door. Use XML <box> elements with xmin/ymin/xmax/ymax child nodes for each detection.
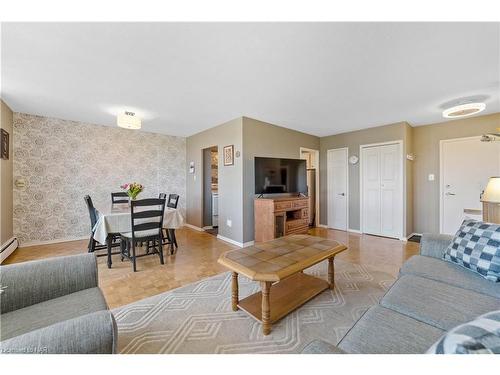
<box><xmin>362</xmin><ymin>146</ymin><xmax>381</xmax><ymax>235</ymax></box>
<box><xmin>362</xmin><ymin>143</ymin><xmax>402</xmax><ymax>239</ymax></box>
<box><xmin>379</xmin><ymin>143</ymin><xmax>402</xmax><ymax>238</ymax></box>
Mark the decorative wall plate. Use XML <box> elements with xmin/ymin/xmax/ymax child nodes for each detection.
<box><xmin>349</xmin><ymin>155</ymin><xmax>359</xmax><ymax>164</ymax></box>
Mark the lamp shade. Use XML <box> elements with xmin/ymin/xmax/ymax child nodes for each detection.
<box><xmin>117</xmin><ymin>112</ymin><xmax>141</xmax><ymax>129</ymax></box>
<box><xmin>482</xmin><ymin>177</ymin><xmax>500</xmax><ymax>203</ymax></box>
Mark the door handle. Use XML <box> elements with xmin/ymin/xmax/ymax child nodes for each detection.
<box><xmin>445</xmin><ymin>192</ymin><xmax>456</xmax><ymax>196</ymax></box>
<box><xmin>338</xmin><ymin>193</ymin><xmax>345</xmax><ymax>196</ymax></box>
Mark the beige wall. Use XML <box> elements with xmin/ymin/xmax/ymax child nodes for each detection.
<box><xmin>404</xmin><ymin>122</ymin><xmax>414</xmax><ymax>236</ymax></box>
<box><xmin>319</xmin><ymin>122</ymin><xmax>409</xmax><ymax>233</ymax></box>
<box><xmin>13</xmin><ymin>113</ymin><xmax>186</xmax><ymax>245</ymax></box>
<box><xmin>186</xmin><ymin>118</ymin><xmax>244</xmax><ymax>243</ymax></box>
<box><xmin>242</xmin><ymin>117</ymin><xmax>320</xmax><ymax>243</ymax></box>
<box><xmin>186</xmin><ymin>116</ymin><xmax>320</xmax><ymax>244</ymax></box>
<box><xmin>0</xmin><ymin>100</ymin><xmax>14</xmax><ymax>245</ymax></box>
<box><xmin>412</xmin><ymin>112</ymin><xmax>500</xmax><ymax>234</ymax></box>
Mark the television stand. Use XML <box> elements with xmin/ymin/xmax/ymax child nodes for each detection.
<box><xmin>254</xmin><ymin>196</ymin><xmax>309</xmax><ymax>242</ymax></box>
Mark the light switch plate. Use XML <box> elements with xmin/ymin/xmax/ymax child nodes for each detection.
<box><xmin>226</xmin><ymin>219</ymin><xmax>232</xmax><ymax>227</ymax></box>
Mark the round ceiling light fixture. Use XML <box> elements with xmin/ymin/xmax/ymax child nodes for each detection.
<box><xmin>442</xmin><ymin>102</ymin><xmax>486</xmax><ymax>119</ymax></box>
<box><xmin>117</xmin><ymin>111</ymin><xmax>141</xmax><ymax>129</ymax></box>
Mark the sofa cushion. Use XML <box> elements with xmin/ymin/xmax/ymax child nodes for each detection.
<box><xmin>337</xmin><ymin>305</ymin><xmax>445</xmax><ymax>354</ymax></box>
<box><xmin>444</xmin><ymin>219</ymin><xmax>500</xmax><ymax>282</ymax></box>
<box><xmin>0</xmin><ymin>310</ymin><xmax>117</xmax><ymax>354</ymax></box>
<box><xmin>381</xmin><ymin>275</ymin><xmax>500</xmax><ymax>331</ymax></box>
<box><xmin>401</xmin><ymin>255</ymin><xmax>500</xmax><ymax>298</ymax></box>
<box><xmin>427</xmin><ymin>310</ymin><xmax>500</xmax><ymax>354</ymax></box>
<box><xmin>0</xmin><ymin>287</ymin><xmax>108</xmax><ymax>341</ymax></box>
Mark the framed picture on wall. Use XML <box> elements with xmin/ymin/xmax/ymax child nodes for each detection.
<box><xmin>1</xmin><ymin>129</ymin><xmax>9</xmax><ymax>160</ymax></box>
<box><xmin>223</xmin><ymin>145</ymin><xmax>234</xmax><ymax>166</ymax></box>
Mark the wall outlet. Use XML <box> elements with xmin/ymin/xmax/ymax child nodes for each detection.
<box><xmin>226</xmin><ymin>219</ymin><xmax>232</xmax><ymax>227</ymax></box>
<box><xmin>428</xmin><ymin>174</ymin><xmax>435</xmax><ymax>181</ymax></box>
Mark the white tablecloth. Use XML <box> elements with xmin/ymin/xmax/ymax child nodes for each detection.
<box><xmin>93</xmin><ymin>204</ymin><xmax>185</xmax><ymax>245</ymax></box>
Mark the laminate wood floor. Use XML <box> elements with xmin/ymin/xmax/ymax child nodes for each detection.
<box><xmin>3</xmin><ymin>227</ymin><xmax>419</xmax><ymax>309</ymax></box>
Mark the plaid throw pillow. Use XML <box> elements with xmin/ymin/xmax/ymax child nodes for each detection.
<box><xmin>427</xmin><ymin>310</ymin><xmax>500</xmax><ymax>354</ymax></box>
<box><xmin>444</xmin><ymin>219</ymin><xmax>500</xmax><ymax>282</ymax></box>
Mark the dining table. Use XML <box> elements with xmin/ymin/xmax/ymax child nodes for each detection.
<box><xmin>93</xmin><ymin>203</ymin><xmax>185</xmax><ymax>268</ymax></box>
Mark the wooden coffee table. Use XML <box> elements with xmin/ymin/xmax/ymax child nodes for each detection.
<box><xmin>218</xmin><ymin>234</ymin><xmax>347</xmax><ymax>335</ymax></box>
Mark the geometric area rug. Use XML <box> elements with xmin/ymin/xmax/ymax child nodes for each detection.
<box><xmin>113</xmin><ymin>260</ymin><xmax>395</xmax><ymax>353</ymax></box>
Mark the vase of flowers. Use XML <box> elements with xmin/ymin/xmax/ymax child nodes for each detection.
<box><xmin>120</xmin><ymin>182</ymin><xmax>144</xmax><ymax>205</ymax></box>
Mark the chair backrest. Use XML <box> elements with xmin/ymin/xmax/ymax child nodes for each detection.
<box><xmin>159</xmin><ymin>193</ymin><xmax>167</xmax><ymax>200</ymax></box>
<box><xmin>130</xmin><ymin>198</ymin><xmax>166</xmax><ymax>240</ymax></box>
<box><xmin>111</xmin><ymin>192</ymin><xmax>129</xmax><ymax>204</ymax></box>
<box><xmin>84</xmin><ymin>195</ymin><xmax>99</xmax><ymax>229</ymax></box>
<box><xmin>167</xmin><ymin>194</ymin><xmax>179</xmax><ymax>209</ymax></box>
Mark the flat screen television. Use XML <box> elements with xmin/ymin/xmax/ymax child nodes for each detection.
<box><xmin>254</xmin><ymin>157</ymin><xmax>307</xmax><ymax>195</ymax></box>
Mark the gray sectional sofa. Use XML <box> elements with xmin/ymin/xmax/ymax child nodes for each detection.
<box><xmin>0</xmin><ymin>254</ymin><xmax>117</xmax><ymax>354</ymax></box>
<box><xmin>303</xmin><ymin>233</ymin><xmax>500</xmax><ymax>354</ymax></box>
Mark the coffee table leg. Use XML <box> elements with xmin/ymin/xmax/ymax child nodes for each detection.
<box><xmin>328</xmin><ymin>257</ymin><xmax>334</xmax><ymax>289</ymax></box>
<box><xmin>261</xmin><ymin>281</ymin><xmax>271</xmax><ymax>335</ymax></box>
<box><xmin>231</xmin><ymin>272</ymin><xmax>239</xmax><ymax>311</ymax></box>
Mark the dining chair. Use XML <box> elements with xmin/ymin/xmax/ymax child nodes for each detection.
<box><xmin>120</xmin><ymin>198</ymin><xmax>166</xmax><ymax>272</ymax></box>
<box><xmin>165</xmin><ymin>194</ymin><xmax>180</xmax><ymax>250</ymax></box>
<box><xmin>157</xmin><ymin>193</ymin><xmax>175</xmax><ymax>252</ymax></box>
<box><xmin>167</xmin><ymin>194</ymin><xmax>179</xmax><ymax>209</ymax></box>
<box><xmin>84</xmin><ymin>195</ymin><xmax>120</xmax><ymax>255</ymax></box>
<box><xmin>111</xmin><ymin>192</ymin><xmax>129</xmax><ymax>204</ymax></box>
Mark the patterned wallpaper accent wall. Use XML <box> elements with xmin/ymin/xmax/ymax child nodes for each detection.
<box><xmin>13</xmin><ymin>113</ymin><xmax>186</xmax><ymax>245</ymax></box>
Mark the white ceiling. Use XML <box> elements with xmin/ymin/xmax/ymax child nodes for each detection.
<box><xmin>2</xmin><ymin>22</ymin><xmax>499</xmax><ymax>137</ymax></box>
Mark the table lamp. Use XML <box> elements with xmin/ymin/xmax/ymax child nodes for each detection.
<box><xmin>482</xmin><ymin>177</ymin><xmax>500</xmax><ymax>223</ymax></box>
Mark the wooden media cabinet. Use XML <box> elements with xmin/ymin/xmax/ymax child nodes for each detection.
<box><xmin>254</xmin><ymin>196</ymin><xmax>309</xmax><ymax>242</ymax></box>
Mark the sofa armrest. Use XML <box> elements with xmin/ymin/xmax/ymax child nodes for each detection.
<box><xmin>0</xmin><ymin>254</ymin><xmax>98</xmax><ymax>314</ymax></box>
<box><xmin>419</xmin><ymin>233</ymin><xmax>453</xmax><ymax>259</ymax></box>
<box><xmin>0</xmin><ymin>310</ymin><xmax>117</xmax><ymax>354</ymax></box>
<box><xmin>301</xmin><ymin>340</ymin><xmax>346</xmax><ymax>354</ymax></box>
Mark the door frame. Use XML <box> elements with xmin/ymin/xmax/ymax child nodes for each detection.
<box><xmin>360</xmin><ymin>140</ymin><xmax>404</xmax><ymax>239</ymax></box>
<box><xmin>439</xmin><ymin>136</ymin><xmax>482</xmax><ymax>234</ymax></box>
<box><xmin>327</xmin><ymin>147</ymin><xmax>349</xmax><ymax>230</ymax></box>
<box><xmin>300</xmin><ymin>147</ymin><xmax>320</xmax><ymax>226</ymax></box>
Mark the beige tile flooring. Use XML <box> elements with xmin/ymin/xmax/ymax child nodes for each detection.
<box><xmin>4</xmin><ymin>227</ymin><xmax>419</xmax><ymax>309</ymax></box>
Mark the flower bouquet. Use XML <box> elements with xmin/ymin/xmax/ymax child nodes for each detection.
<box><xmin>120</xmin><ymin>182</ymin><xmax>144</xmax><ymax>201</ymax></box>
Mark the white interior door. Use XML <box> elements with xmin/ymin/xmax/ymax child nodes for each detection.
<box><xmin>362</xmin><ymin>142</ymin><xmax>402</xmax><ymax>239</ymax></box>
<box><xmin>441</xmin><ymin>137</ymin><xmax>500</xmax><ymax>235</ymax></box>
<box><xmin>362</xmin><ymin>146</ymin><xmax>382</xmax><ymax>235</ymax></box>
<box><xmin>327</xmin><ymin>148</ymin><xmax>348</xmax><ymax>230</ymax></box>
<box><xmin>379</xmin><ymin>143</ymin><xmax>402</xmax><ymax>238</ymax></box>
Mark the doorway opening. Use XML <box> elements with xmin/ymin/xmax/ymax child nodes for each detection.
<box><xmin>203</xmin><ymin>146</ymin><xmax>219</xmax><ymax>236</ymax></box>
<box><xmin>300</xmin><ymin>147</ymin><xmax>319</xmax><ymax>227</ymax></box>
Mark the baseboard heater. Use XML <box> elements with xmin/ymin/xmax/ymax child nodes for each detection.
<box><xmin>1</xmin><ymin>237</ymin><xmax>18</xmax><ymax>264</ymax></box>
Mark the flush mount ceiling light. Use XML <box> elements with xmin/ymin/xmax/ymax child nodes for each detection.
<box><xmin>117</xmin><ymin>111</ymin><xmax>141</xmax><ymax>129</ymax></box>
<box><xmin>442</xmin><ymin>102</ymin><xmax>486</xmax><ymax>119</ymax></box>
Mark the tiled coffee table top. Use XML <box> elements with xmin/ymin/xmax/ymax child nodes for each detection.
<box><xmin>218</xmin><ymin>234</ymin><xmax>347</xmax><ymax>281</ymax></box>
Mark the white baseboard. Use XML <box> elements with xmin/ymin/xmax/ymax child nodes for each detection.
<box><xmin>317</xmin><ymin>224</ymin><xmax>362</xmax><ymax>235</ymax></box>
<box><xmin>202</xmin><ymin>226</ymin><xmax>214</xmax><ymax>230</ymax></box>
<box><xmin>1</xmin><ymin>237</ymin><xmax>18</xmax><ymax>263</ymax></box>
<box><xmin>184</xmin><ymin>224</ymin><xmax>205</xmax><ymax>232</ymax></box>
<box><xmin>216</xmin><ymin>234</ymin><xmax>254</xmax><ymax>248</ymax></box>
<box><xmin>19</xmin><ymin>236</ymin><xmax>89</xmax><ymax>248</ymax></box>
